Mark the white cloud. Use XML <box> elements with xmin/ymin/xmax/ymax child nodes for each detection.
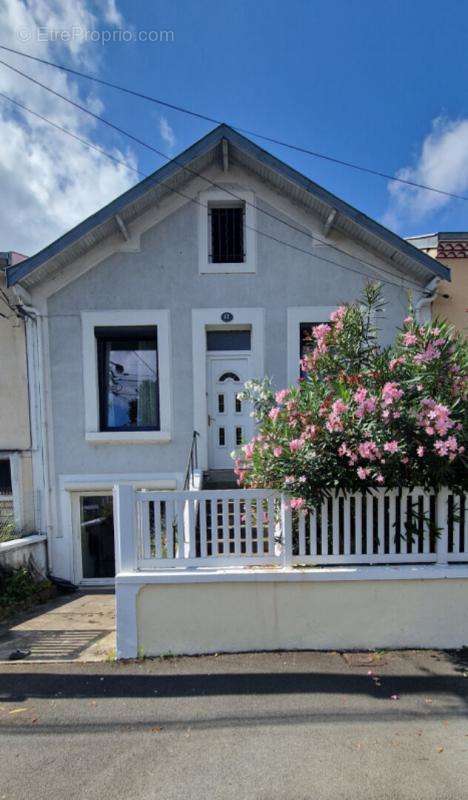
<box><xmin>99</xmin><ymin>0</ymin><xmax>124</xmax><ymax>27</ymax></box>
<box><xmin>159</xmin><ymin>115</ymin><xmax>176</xmax><ymax>150</ymax></box>
<box><xmin>0</xmin><ymin>0</ymin><xmax>138</xmax><ymax>256</ymax></box>
<box><xmin>382</xmin><ymin>116</ymin><xmax>468</xmax><ymax>233</ymax></box>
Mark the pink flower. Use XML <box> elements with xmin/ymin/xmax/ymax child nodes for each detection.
<box><xmin>414</xmin><ymin>343</ymin><xmax>441</xmax><ymax>364</ymax></box>
<box><xmin>275</xmin><ymin>389</ymin><xmax>289</xmax><ymax>404</ymax></box>
<box><xmin>357</xmin><ymin>467</ymin><xmax>370</xmax><ymax>480</ymax></box>
<box><xmin>326</xmin><ymin>413</ymin><xmax>344</xmax><ymax>433</ymax></box>
<box><xmin>338</xmin><ymin>443</ymin><xmax>351</xmax><ymax>457</ymax></box>
<box><xmin>243</xmin><ymin>442</ymin><xmax>255</xmax><ymax>459</ymax></box>
<box><xmin>289</xmin><ymin>439</ymin><xmax>302</xmax><ymax>452</ymax></box>
<box><xmin>273</xmin><ymin>446</ymin><xmax>283</xmax><ymax>457</ymax></box>
<box><xmin>358</xmin><ymin>440</ymin><xmax>380</xmax><ymax>461</ymax></box>
<box><xmin>354</xmin><ymin>387</ymin><xmax>368</xmax><ymax>404</ymax></box>
<box><xmin>312</xmin><ymin>324</ymin><xmax>331</xmax><ymax>354</ymax></box>
<box><xmin>446</xmin><ymin>435</ymin><xmax>459</xmax><ymax>452</ymax></box>
<box><xmin>434</xmin><ymin>439</ymin><xmax>449</xmax><ymax>456</ymax></box>
<box><xmin>402</xmin><ymin>456</ymin><xmax>409</xmax><ymax>464</ymax></box>
<box><xmin>332</xmin><ymin>399</ymin><xmax>348</xmax><ymax>415</ymax></box>
<box><xmin>383</xmin><ymin>440</ymin><xmax>399</xmax><ymax>454</ymax></box>
<box><xmin>404</xmin><ymin>316</ymin><xmax>413</xmax><ymax>325</ymax></box>
<box><xmin>269</xmin><ymin>406</ymin><xmax>281</xmax><ymax>421</ymax></box>
<box><xmin>290</xmin><ymin>497</ymin><xmax>306</xmax><ymax>510</ymax></box>
<box><xmin>375</xmin><ymin>474</ymin><xmax>385</xmax><ymax>484</ymax></box>
<box><xmin>403</xmin><ymin>332</ymin><xmax>417</xmax><ymax>346</ymax></box>
<box><xmin>330</xmin><ymin>306</ymin><xmax>347</xmax><ymax>331</ymax></box>
<box><xmin>389</xmin><ymin>356</ymin><xmax>405</xmax><ymax>371</ymax></box>
<box><xmin>417</xmin><ymin>446</ymin><xmax>425</xmax><ymax>457</ymax></box>
<box><xmin>313</xmin><ymin>323</ymin><xmax>331</xmax><ymax>341</ymax></box>
<box><xmin>381</xmin><ymin>382</ymin><xmax>403</xmax><ymax>406</ymax></box>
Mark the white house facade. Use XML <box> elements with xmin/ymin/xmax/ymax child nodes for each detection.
<box><xmin>6</xmin><ymin>125</ymin><xmax>450</xmax><ymax>587</ymax></box>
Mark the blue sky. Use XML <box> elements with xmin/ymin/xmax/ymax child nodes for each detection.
<box><xmin>1</xmin><ymin>0</ymin><xmax>468</xmax><ymax>254</ymax></box>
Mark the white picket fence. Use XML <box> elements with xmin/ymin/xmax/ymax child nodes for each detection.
<box><xmin>113</xmin><ymin>485</ymin><xmax>467</xmax><ymax>572</ymax></box>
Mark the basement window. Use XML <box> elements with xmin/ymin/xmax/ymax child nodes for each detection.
<box><xmin>0</xmin><ymin>459</ymin><xmax>12</xmax><ymax>495</ymax></box>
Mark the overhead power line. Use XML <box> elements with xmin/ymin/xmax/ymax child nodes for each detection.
<box><xmin>0</xmin><ymin>42</ymin><xmax>467</xmax><ymax>203</ymax></box>
<box><xmin>0</xmin><ymin>74</ymin><xmax>422</xmax><ymax>293</ymax></box>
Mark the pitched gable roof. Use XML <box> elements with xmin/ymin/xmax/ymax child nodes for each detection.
<box><xmin>6</xmin><ymin>124</ymin><xmax>450</xmax><ymax>287</ymax></box>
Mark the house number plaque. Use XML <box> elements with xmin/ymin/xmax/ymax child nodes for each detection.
<box><xmin>221</xmin><ymin>312</ymin><xmax>233</xmax><ymax>322</ymax></box>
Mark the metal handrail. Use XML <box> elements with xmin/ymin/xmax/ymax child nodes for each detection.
<box><xmin>183</xmin><ymin>431</ymin><xmax>199</xmax><ymax>489</ymax></box>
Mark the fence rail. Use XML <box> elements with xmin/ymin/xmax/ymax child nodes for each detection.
<box><xmin>113</xmin><ymin>485</ymin><xmax>467</xmax><ymax>572</ymax></box>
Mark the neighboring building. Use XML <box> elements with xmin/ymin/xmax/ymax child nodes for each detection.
<box><xmin>6</xmin><ymin>125</ymin><xmax>449</xmax><ymax>585</ymax></box>
<box><xmin>407</xmin><ymin>232</ymin><xmax>467</xmax><ymax>334</ymax></box>
<box><xmin>0</xmin><ymin>251</ymin><xmax>35</xmax><ymax>538</ymax></box>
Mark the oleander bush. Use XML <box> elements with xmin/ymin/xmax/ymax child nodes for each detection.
<box><xmin>234</xmin><ymin>284</ymin><xmax>468</xmax><ymax>510</ymax></box>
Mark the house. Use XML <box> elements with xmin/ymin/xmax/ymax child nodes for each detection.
<box><xmin>0</xmin><ymin>251</ymin><xmax>35</xmax><ymax>540</ymax></box>
<box><xmin>407</xmin><ymin>232</ymin><xmax>468</xmax><ymax>335</ymax></box>
<box><xmin>6</xmin><ymin>125</ymin><xmax>450</xmax><ymax>588</ymax></box>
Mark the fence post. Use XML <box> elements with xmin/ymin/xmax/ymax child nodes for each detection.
<box><xmin>281</xmin><ymin>495</ymin><xmax>293</xmax><ymax>568</ymax></box>
<box><xmin>113</xmin><ymin>484</ymin><xmax>137</xmax><ymax>573</ymax></box>
<box><xmin>435</xmin><ymin>488</ymin><xmax>449</xmax><ymax>565</ymax></box>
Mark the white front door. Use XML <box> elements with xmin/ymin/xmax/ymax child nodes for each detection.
<box><xmin>207</xmin><ymin>355</ymin><xmax>253</xmax><ymax>469</ymax></box>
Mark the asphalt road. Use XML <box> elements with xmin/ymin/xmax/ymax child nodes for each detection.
<box><xmin>1</xmin><ymin>649</ymin><xmax>467</xmax><ymax>800</ymax></box>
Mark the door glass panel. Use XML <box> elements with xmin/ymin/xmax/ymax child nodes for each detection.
<box><xmin>218</xmin><ymin>393</ymin><xmax>225</xmax><ymax>413</ymax></box>
<box><xmin>80</xmin><ymin>495</ymin><xmax>115</xmax><ymax>578</ymax></box>
<box><xmin>206</xmin><ymin>330</ymin><xmax>251</xmax><ymax>351</ymax></box>
<box><xmin>218</xmin><ymin>427</ymin><xmax>225</xmax><ymax>447</ymax></box>
<box><xmin>236</xmin><ymin>427</ymin><xmax>242</xmax><ymax>446</ymax></box>
<box><xmin>235</xmin><ymin>395</ymin><xmax>242</xmax><ymax>413</ymax></box>
<box><xmin>219</xmin><ymin>372</ymin><xmax>240</xmax><ymax>382</ymax></box>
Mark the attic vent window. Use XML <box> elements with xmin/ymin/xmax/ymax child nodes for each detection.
<box><xmin>209</xmin><ymin>204</ymin><xmax>245</xmax><ymax>264</ymax></box>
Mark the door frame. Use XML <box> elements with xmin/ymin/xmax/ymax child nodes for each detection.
<box><xmin>59</xmin><ymin>473</ymin><xmax>179</xmax><ymax>585</ymax></box>
<box><xmin>206</xmin><ymin>351</ymin><xmax>253</xmax><ymax>469</ymax></box>
<box><xmin>192</xmin><ymin>308</ymin><xmax>265</xmax><ymax>471</ymax></box>
<box><xmin>71</xmin><ymin>490</ymin><xmax>115</xmax><ymax>586</ymax></box>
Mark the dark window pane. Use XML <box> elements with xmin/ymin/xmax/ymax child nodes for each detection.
<box><xmin>300</xmin><ymin>322</ymin><xmax>320</xmax><ymax>360</ymax></box>
<box><xmin>0</xmin><ymin>460</ymin><xmax>12</xmax><ymax>494</ymax></box>
<box><xmin>236</xmin><ymin>427</ymin><xmax>242</xmax><ymax>445</ymax></box>
<box><xmin>206</xmin><ymin>330</ymin><xmax>251</xmax><ymax>351</ymax></box>
<box><xmin>218</xmin><ymin>394</ymin><xmax>225</xmax><ymax>413</ymax></box>
<box><xmin>80</xmin><ymin>495</ymin><xmax>115</xmax><ymax>578</ymax></box>
<box><xmin>235</xmin><ymin>395</ymin><xmax>242</xmax><ymax>413</ymax></box>
<box><xmin>96</xmin><ymin>326</ymin><xmax>159</xmax><ymax>431</ymax></box>
<box><xmin>219</xmin><ymin>372</ymin><xmax>240</xmax><ymax>383</ymax></box>
<box><xmin>218</xmin><ymin>427</ymin><xmax>225</xmax><ymax>446</ymax></box>
<box><xmin>210</xmin><ymin>206</ymin><xmax>244</xmax><ymax>263</ymax></box>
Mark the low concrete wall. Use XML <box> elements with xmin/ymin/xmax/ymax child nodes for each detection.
<box><xmin>0</xmin><ymin>534</ymin><xmax>47</xmax><ymax>577</ymax></box>
<box><xmin>134</xmin><ymin>571</ymin><xmax>468</xmax><ymax>656</ymax></box>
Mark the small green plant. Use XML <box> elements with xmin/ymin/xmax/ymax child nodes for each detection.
<box><xmin>0</xmin><ymin>559</ymin><xmax>53</xmax><ymax>614</ymax></box>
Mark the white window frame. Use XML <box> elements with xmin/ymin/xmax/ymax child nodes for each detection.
<box><xmin>287</xmin><ymin>306</ymin><xmax>337</xmax><ymax>385</ymax></box>
<box><xmin>198</xmin><ymin>187</ymin><xmax>256</xmax><ymax>274</ymax></box>
<box><xmin>81</xmin><ymin>310</ymin><xmax>172</xmax><ymax>445</ymax></box>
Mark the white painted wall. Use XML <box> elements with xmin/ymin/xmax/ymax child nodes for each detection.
<box><xmin>134</xmin><ymin>573</ymin><xmax>468</xmax><ymax>656</ymax></box>
<box><xmin>0</xmin><ymin>534</ymin><xmax>47</xmax><ymax>576</ymax></box>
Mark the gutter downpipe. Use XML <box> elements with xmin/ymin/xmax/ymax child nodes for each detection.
<box><xmin>415</xmin><ymin>276</ymin><xmax>440</xmax><ymax>323</ymax></box>
<box><xmin>12</xmin><ymin>291</ymin><xmax>53</xmax><ymax>575</ymax></box>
